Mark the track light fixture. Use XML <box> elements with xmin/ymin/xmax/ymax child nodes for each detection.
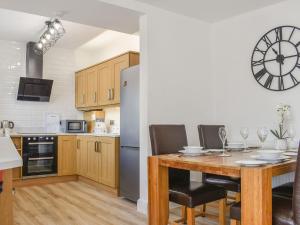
<box><xmin>34</xmin><ymin>18</ymin><xmax>66</xmax><ymax>55</ymax></box>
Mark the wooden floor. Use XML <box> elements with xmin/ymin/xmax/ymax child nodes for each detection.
<box><xmin>13</xmin><ymin>181</ymin><xmax>225</xmax><ymax>225</ymax></box>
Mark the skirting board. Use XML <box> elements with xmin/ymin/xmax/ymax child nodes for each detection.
<box><xmin>137</xmin><ymin>198</ymin><xmax>148</xmax><ymax>215</ymax></box>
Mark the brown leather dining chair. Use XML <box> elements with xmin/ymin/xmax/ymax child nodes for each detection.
<box><xmin>149</xmin><ymin>124</ymin><xmax>227</xmax><ymax>225</ymax></box>
<box><xmin>230</xmin><ymin>143</ymin><xmax>300</xmax><ymax>225</ymax></box>
<box><xmin>198</xmin><ymin>125</ymin><xmax>241</xmax><ymax>204</ymax></box>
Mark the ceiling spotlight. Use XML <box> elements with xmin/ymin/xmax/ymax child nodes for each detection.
<box><xmin>35</xmin><ymin>18</ymin><xmax>66</xmax><ymax>55</ymax></box>
<box><xmin>36</xmin><ymin>42</ymin><xmax>43</xmax><ymax>49</ymax></box>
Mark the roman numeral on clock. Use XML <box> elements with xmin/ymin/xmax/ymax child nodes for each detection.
<box><xmin>254</xmin><ymin>68</ymin><xmax>267</xmax><ymax>81</ymax></box>
<box><xmin>252</xmin><ymin>59</ymin><xmax>264</xmax><ymax>67</ymax></box>
<box><xmin>290</xmin><ymin>73</ymin><xmax>299</xmax><ymax>85</ymax></box>
<box><xmin>264</xmin><ymin>74</ymin><xmax>273</xmax><ymax>88</ymax></box>
<box><xmin>275</xmin><ymin>27</ymin><xmax>283</xmax><ymax>41</ymax></box>
<box><xmin>278</xmin><ymin>76</ymin><xmax>285</xmax><ymax>90</ymax></box>
<box><xmin>262</xmin><ymin>35</ymin><xmax>272</xmax><ymax>47</ymax></box>
<box><xmin>254</xmin><ymin>47</ymin><xmax>266</xmax><ymax>55</ymax></box>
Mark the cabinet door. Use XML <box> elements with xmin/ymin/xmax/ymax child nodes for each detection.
<box><xmin>86</xmin><ymin>137</ymin><xmax>99</xmax><ymax>181</ymax></box>
<box><xmin>76</xmin><ymin>71</ymin><xmax>87</xmax><ymax>108</ymax></box>
<box><xmin>99</xmin><ymin>137</ymin><xmax>118</xmax><ymax>188</ymax></box>
<box><xmin>98</xmin><ymin>62</ymin><xmax>113</xmax><ymax>106</ymax></box>
<box><xmin>86</xmin><ymin>67</ymin><xmax>98</xmax><ymax>107</ymax></box>
<box><xmin>76</xmin><ymin>136</ymin><xmax>88</xmax><ymax>176</ymax></box>
<box><xmin>58</xmin><ymin>136</ymin><xmax>76</xmax><ymax>176</ymax></box>
<box><xmin>110</xmin><ymin>54</ymin><xmax>129</xmax><ymax>104</ymax></box>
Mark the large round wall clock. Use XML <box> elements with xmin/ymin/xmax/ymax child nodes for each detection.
<box><xmin>251</xmin><ymin>25</ymin><xmax>300</xmax><ymax>91</ymax></box>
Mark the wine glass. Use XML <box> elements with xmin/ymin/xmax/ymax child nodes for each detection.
<box><xmin>240</xmin><ymin>127</ymin><xmax>249</xmax><ymax>151</ymax></box>
<box><xmin>257</xmin><ymin>127</ymin><xmax>268</xmax><ymax>148</ymax></box>
<box><xmin>287</xmin><ymin>126</ymin><xmax>295</xmax><ymax>140</ymax></box>
<box><xmin>218</xmin><ymin>127</ymin><xmax>230</xmax><ymax>157</ymax></box>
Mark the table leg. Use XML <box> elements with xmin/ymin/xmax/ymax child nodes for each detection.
<box><xmin>148</xmin><ymin>157</ymin><xmax>169</xmax><ymax>225</ymax></box>
<box><xmin>241</xmin><ymin>167</ymin><xmax>272</xmax><ymax>225</ymax></box>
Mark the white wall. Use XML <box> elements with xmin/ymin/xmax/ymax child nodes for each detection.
<box><xmin>96</xmin><ymin>0</ymin><xmax>214</xmax><ymax>214</ymax></box>
<box><xmin>75</xmin><ymin>31</ymin><xmax>140</xmax><ymax>70</ymax></box>
<box><xmin>0</xmin><ymin>40</ymin><xmax>82</xmax><ymax>129</ymax></box>
<box><xmin>211</xmin><ymin>0</ymin><xmax>300</xmax><ymax>142</ymax></box>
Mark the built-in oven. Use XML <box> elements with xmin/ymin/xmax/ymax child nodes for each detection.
<box><xmin>22</xmin><ymin>136</ymin><xmax>57</xmax><ymax>178</ymax></box>
<box><xmin>60</xmin><ymin>120</ymin><xmax>87</xmax><ymax>133</ymax></box>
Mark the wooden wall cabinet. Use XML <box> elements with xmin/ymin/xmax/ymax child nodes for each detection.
<box><xmin>75</xmin><ymin>70</ymin><xmax>87</xmax><ymax>108</ymax></box>
<box><xmin>75</xmin><ymin>51</ymin><xmax>139</xmax><ymax>110</ymax></box>
<box><xmin>58</xmin><ymin>136</ymin><xmax>77</xmax><ymax>176</ymax></box>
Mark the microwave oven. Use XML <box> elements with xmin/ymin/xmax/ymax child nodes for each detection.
<box><xmin>60</xmin><ymin>120</ymin><xmax>87</xmax><ymax>133</ymax></box>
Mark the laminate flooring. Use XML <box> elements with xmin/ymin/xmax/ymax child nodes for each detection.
<box><xmin>13</xmin><ymin>181</ymin><xmax>226</xmax><ymax>225</ymax></box>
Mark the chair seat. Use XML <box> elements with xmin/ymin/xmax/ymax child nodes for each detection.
<box><xmin>230</xmin><ymin>196</ymin><xmax>294</xmax><ymax>224</ymax></box>
<box><xmin>204</xmin><ymin>174</ymin><xmax>241</xmax><ymax>192</ymax></box>
<box><xmin>169</xmin><ymin>181</ymin><xmax>226</xmax><ymax>208</ymax></box>
<box><xmin>273</xmin><ymin>196</ymin><xmax>294</xmax><ymax>225</ymax></box>
<box><xmin>273</xmin><ymin>182</ymin><xmax>294</xmax><ymax>198</ymax></box>
<box><xmin>230</xmin><ymin>202</ymin><xmax>241</xmax><ymax>221</ymax></box>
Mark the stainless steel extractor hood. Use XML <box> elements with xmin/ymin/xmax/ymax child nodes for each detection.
<box><xmin>17</xmin><ymin>42</ymin><xmax>53</xmax><ymax>102</ymax></box>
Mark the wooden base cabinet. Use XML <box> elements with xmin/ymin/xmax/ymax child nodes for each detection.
<box><xmin>11</xmin><ymin>137</ymin><xmax>22</xmax><ymax>180</ymax></box>
<box><xmin>58</xmin><ymin>136</ymin><xmax>77</xmax><ymax>176</ymax></box>
<box><xmin>75</xmin><ymin>51</ymin><xmax>139</xmax><ymax>110</ymax></box>
<box><xmin>0</xmin><ymin>169</ymin><xmax>13</xmax><ymax>225</ymax></box>
<box><xmin>86</xmin><ymin>137</ymin><xmax>100</xmax><ymax>182</ymax></box>
<box><xmin>76</xmin><ymin>136</ymin><xmax>120</xmax><ymax>189</ymax></box>
<box><xmin>76</xmin><ymin>136</ymin><xmax>88</xmax><ymax>177</ymax></box>
<box><xmin>99</xmin><ymin>137</ymin><xmax>119</xmax><ymax>188</ymax></box>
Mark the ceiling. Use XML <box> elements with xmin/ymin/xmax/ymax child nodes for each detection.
<box><xmin>0</xmin><ymin>8</ymin><xmax>106</xmax><ymax>49</ymax></box>
<box><xmin>0</xmin><ymin>0</ymin><xmax>140</xmax><ymax>33</ymax></box>
<box><xmin>135</xmin><ymin>0</ymin><xmax>287</xmax><ymax>22</ymax></box>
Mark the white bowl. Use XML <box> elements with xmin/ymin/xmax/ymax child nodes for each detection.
<box><xmin>257</xmin><ymin>150</ymin><xmax>284</xmax><ymax>159</ymax></box>
<box><xmin>183</xmin><ymin>146</ymin><xmax>204</xmax><ymax>153</ymax></box>
<box><xmin>227</xmin><ymin>142</ymin><xmax>243</xmax><ymax>147</ymax></box>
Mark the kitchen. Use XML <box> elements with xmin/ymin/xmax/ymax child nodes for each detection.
<box><xmin>0</xmin><ymin>3</ymin><xmax>143</xmax><ymax>225</ymax></box>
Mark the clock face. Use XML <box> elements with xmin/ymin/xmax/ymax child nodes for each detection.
<box><xmin>251</xmin><ymin>26</ymin><xmax>300</xmax><ymax>91</ymax></box>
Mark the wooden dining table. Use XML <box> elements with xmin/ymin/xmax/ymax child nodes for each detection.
<box><xmin>148</xmin><ymin>151</ymin><xmax>296</xmax><ymax>225</ymax></box>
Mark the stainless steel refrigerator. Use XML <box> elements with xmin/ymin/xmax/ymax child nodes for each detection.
<box><xmin>120</xmin><ymin>65</ymin><xmax>140</xmax><ymax>202</ymax></box>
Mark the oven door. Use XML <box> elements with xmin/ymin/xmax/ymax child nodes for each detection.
<box><xmin>25</xmin><ymin>141</ymin><xmax>55</xmax><ymax>157</ymax></box>
<box><xmin>22</xmin><ymin>154</ymin><xmax>57</xmax><ymax>177</ymax></box>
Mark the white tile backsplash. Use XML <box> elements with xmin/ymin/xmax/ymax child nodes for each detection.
<box><xmin>0</xmin><ymin>40</ymin><xmax>82</xmax><ymax>129</ymax></box>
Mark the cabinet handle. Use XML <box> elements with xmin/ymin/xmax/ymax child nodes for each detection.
<box><xmin>107</xmin><ymin>89</ymin><xmax>111</xmax><ymax>100</ymax></box>
<box><xmin>94</xmin><ymin>142</ymin><xmax>98</xmax><ymax>152</ymax></box>
<box><xmin>111</xmin><ymin>88</ymin><xmax>114</xmax><ymax>100</ymax></box>
<box><xmin>77</xmin><ymin>140</ymin><xmax>80</xmax><ymax>149</ymax></box>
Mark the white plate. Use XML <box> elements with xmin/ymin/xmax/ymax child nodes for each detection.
<box><xmin>287</xmin><ymin>149</ymin><xmax>299</xmax><ymax>153</ymax></box>
<box><xmin>183</xmin><ymin>146</ymin><xmax>204</xmax><ymax>153</ymax></box>
<box><xmin>235</xmin><ymin>160</ymin><xmax>268</xmax><ymax>167</ymax></box>
<box><xmin>226</xmin><ymin>146</ymin><xmax>244</xmax><ymax>150</ymax></box>
<box><xmin>251</xmin><ymin>155</ymin><xmax>291</xmax><ymax>162</ymax></box>
<box><xmin>207</xmin><ymin>149</ymin><xmax>224</xmax><ymax>153</ymax></box>
<box><xmin>227</xmin><ymin>142</ymin><xmax>243</xmax><ymax>147</ymax></box>
<box><xmin>283</xmin><ymin>152</ymin><xmax>298</xmax><ymax>156</ymax></box>
<box><xmin>179</xmin><ymin>150</ymin><xmax>208</xmax><ymax>156</ymax></box>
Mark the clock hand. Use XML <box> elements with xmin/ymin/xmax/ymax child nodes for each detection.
<box><xmin>264</xmin><ymin>54</ymin><xmax>298</xmax><ymax>63</ymax></box>
<box><xmin>272</xmin><ymin>48</ymin><xmax>279</xmax><ymax>55</ymax></box>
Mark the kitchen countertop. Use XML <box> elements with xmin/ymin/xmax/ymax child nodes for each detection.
<box><xmin>0</xmin><ymin>137</ymin><xmax>23</xmax><ymax>170</ymax></box>
<box><xmin>10</xmin><ymin>132</ymin><xmax>120</xmax><ymax>138</ymax></box>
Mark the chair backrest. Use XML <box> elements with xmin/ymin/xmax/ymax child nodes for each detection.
<box><xmin>198</xmin><ymin>125</ymin><xmax>225</xmax><ymax>149</ymax></box>
<box><xmin>149</xmin><ymin>124</ymin><xmax>190</xmax><ymax>186</ymax></box>
<box><xmin>293</xmin><ymin>143</ymin><xmax>300</xmax><ymax>224</ymax></box>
